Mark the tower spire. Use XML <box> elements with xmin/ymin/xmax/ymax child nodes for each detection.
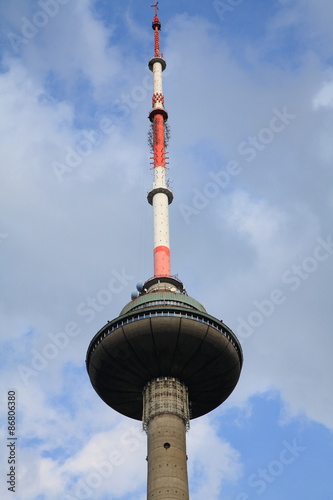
<box><xmin>147</xmin><ymin>4</ymin><xmax>172</xmax><ymax>278</ymax></box>
<box><xmin>151</xmin><ymin>1</ymin><xmax>159</xmax><ymax>16</ymax></box>
<box><xmin>151</xmin><ymin>2</ymin><xmax>161</xmax><ymax>57</ymax></box>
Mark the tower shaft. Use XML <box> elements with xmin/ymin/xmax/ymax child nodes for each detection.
<box><xmin>143</xmin><ymin>378</ymin><xmax>190</xmax><ymax>500</ymax></box>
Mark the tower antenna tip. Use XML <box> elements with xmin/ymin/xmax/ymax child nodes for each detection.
<box><xmin>151</xmin><ymin>2</ymin><xmax>159</xmax><ymax>17</ymax></box>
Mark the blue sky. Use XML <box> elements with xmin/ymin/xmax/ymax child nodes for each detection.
<box><xmin>0</xmin><ymin>0</ymin><xmax>333</xmax><ymax>499</ymax></box>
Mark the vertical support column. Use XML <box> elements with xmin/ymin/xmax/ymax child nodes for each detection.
<box><xmin>143</xmin><ymin>378</ymin><xmax>190</xmax><ymax>500</ymax></box>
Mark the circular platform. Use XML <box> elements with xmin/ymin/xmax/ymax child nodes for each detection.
<box><xmin>86</xmin><ymin>291</ymin><xmax>242</xmax><ymax>420</ymax></box>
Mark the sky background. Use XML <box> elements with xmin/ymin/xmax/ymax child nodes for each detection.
<box><xmin>0</xmin><ymin>0</ymin><xmax>333</xmax><ymax>498</ymax></box>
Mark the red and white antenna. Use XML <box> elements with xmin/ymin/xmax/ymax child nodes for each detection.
<box><xmin>147</xmin><ymin>2</ymin><xmax>173</xmax><ymax>278</ymax></box>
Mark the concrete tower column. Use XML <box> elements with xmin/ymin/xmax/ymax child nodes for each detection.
<box><xmin>143</xmin><ymin>378</ymin><xmax>190</xmax><ymax>500</ymax></box>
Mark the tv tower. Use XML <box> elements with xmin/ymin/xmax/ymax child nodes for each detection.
<box><xmin>86</xmin><ymin>3</ymin><xmax>243</xmax><ymax>499</ymax></box>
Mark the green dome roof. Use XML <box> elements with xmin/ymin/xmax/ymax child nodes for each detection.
<box><xmin>120</xmin><ymin>291</ymin><xmax>207</xmax><ymax>316</ymax></box>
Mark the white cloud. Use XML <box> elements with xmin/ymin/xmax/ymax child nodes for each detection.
<box><xmin>313</xmin><ymin>79</ymin><xmax>333</xmax><ymax>109</ymax></box>
<box><xmin>62</xmin><ymin>423</ymin><xmax>146</xmax><ymax>499</ymax></box>
<box><xmin>5</xmin><ymin>0</ymin><xmax>121</xmax><ymax>92</ymax></box>
<box><xmin>188</xmin><ymin>418</ymin><xmax>242</xmax><ymax>500</ymax></box>
<box><xmin>223</xmin><ymin>190</ymin><xmax>284</xmax><ymax>247</ymax></box>
<box><xmin>10</xmin><ymin>421</ymin><xmax>146</xmax><ymax>500</ymax></box>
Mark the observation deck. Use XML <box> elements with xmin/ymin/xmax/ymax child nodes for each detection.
<box><xmin>86</xmin><ymin>279</ymin><xmax>243</xmax><ymax>421</ymax></box>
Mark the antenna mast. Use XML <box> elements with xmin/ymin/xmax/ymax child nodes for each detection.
<box><xmin>148</xmin><ymin>2</ymin><xmax>173</xmax><ymax>278</ymax></box>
